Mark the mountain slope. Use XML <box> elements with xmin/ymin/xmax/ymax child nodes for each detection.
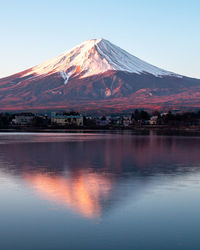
<box><xmin>0</xmin><ymin>38</ymin><xmax>200</xmax><ymax>112</ymax></box>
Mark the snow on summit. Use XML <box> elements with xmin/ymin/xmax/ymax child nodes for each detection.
<box><xmin>23</xmin><ymin>38</ymin><xmax>181</xmax><ymax>79</ymax></box>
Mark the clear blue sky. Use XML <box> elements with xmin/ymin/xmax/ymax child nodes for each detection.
<box><xmin>0</xmin><ymin>0</ymin><xmax>199</xmax><ymax>78</ymax></box>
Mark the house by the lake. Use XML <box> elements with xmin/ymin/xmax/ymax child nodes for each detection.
<box><xmin>51</xmin><ymin>112</ymin><xmax>83</xmax><ymax>127</ymax></box>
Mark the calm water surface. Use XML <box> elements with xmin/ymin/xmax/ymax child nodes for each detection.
<box><xmin>1</xmin><ymin>132</ymin><xmax>200</xmax><ymax>249</ymax></box>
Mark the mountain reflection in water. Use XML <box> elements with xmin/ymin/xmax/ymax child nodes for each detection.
<box><xmin>1</xmin><ymin>133</ymin><xmax>200</xmax><ymax>219</ymax></box>
<box><xmin>24</xmin><ymin>171</ymin><xmax>113</xmax><ymax>218</ymax></box>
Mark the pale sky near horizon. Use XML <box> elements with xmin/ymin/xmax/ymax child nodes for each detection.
<box><xmin>0</xmin><ymin>0</ymin><xmax>199</xmax><ymax>78</ymax></box>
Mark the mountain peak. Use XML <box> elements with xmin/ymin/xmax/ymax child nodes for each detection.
<box><xmin>84</xmin><ymin>38</ymin><xmax>103</xmax><ymax>43</ymax></box>
<box><xmin>82</xmin><ymin>38</ymin><xmax>106</xmax><ymax>45</ymax></box>
<box><xmin>22</xmin><ymin>38</ymin><xmax>181</xmax><ymax>80</ymax></box>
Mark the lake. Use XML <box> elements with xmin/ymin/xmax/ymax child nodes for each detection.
<box><xmin>1</xmin><ymin>132</ymin><xmax>200</xmax><ymax>249</ymax></box>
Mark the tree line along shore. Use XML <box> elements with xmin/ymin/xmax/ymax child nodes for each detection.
<box><xmin>1</xmin><ymin>110</ymin><xmax>200</xmax><ymax>132</ymax></box>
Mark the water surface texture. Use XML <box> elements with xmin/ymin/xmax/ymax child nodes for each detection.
<box><xmin>1</xmin><ymin>132</ymin><xmax>200</xmax><ymax>249</ymax></box>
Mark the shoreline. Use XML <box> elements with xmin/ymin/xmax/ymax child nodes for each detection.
<box><xmin>1</xmin><ymin>127</ymin><xmax>200</xmax><ymax>136</ymax></box>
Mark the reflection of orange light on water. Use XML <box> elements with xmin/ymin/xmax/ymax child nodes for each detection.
<box><xmin>24</xmin><ymin>171</ymin><xmax>113</xmax><ymax>218</ymax></box>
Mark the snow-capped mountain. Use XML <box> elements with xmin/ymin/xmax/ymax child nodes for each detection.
<box><xmin>22</xmin><ymin>38</ymin><xmax>180</xmax><ymax>80</ymax></box>
<box><xmin>0</xmin><ymin>38</ymin><xmax>200</xmax><ymax>112</ymax></box>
